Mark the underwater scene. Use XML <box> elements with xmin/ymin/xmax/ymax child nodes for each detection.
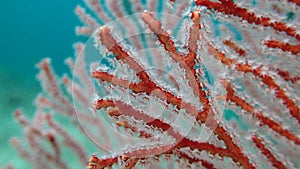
<box><xmin>1</xmin><ymin>0</ymin><xmax>300</xmax><ymax>169</ymax></box>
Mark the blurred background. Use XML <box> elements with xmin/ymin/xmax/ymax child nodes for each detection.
<box><xmin>0</xmin><ymin>0</ymin><xmax>86</xmax><ymax>167</ymax></box>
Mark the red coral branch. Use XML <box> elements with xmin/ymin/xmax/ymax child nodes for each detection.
<box><xmin>195</xmin><ymin>0</ymin><xmax>300</xmax><ymax>41</ymax></box>
<box><xmin>223</xmin><ymin>39</ymin><xmax>246</xmax><ymax>57</ymax></box>
<box><xmin>222</xmin><ymin>39</ymin><xmax>300</xmax><ymax>84</ymax></box>
<box><xmin>252</xmin><ymin>135</ymin><xmax>286</xmax><ymax>169</ymax></box>
<box><xmin>91</xmin><ymin>99</ymin><xmax>233</xmax><ymax>168</ymax></box>
<box><xmin>141</xmin><ymin>11</ymin><xmax>211</xmax><ymax>120</ymax></box>
<box><xmin>275</xmin><ymin>69</ymin><xmax>300</xmax><ymax>84</ymax></box>
<box><xmin>223</xmin><ymin>80</ymin><xmax>300</xmax><ymax>145</ymax></box>
<box><xmin>206</xmin><ymin>40</ymin><xmax>300</xmax><ymax>123</ymax></box>
<box><xmin>264</xmin><ymin>40</ymin><xmax>300</xmax><ymax>55</ymax></box>
<box><xmin>288</xmin><ymin>0</ymin><xmax>300</xmax><ymax>6</ymax></box>
<box><xmin>91</xmin><ymin>12</ymin><xmax>256</xmax><ymax>169</ymax></box>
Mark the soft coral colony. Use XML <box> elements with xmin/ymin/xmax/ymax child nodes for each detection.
<box><xmin>11</xmin><ymin>0</ymin><xmax>300</xmax><ymax>169</ymax></box>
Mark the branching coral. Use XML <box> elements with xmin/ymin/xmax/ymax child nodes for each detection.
<box><xmin>11</xmin><ymin>0</ymin><xmax>300</xmax><ymax>169</ymax></box>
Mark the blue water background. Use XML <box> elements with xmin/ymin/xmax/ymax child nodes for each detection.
<box><xmin>0</xmin><ymin>1</ymin><xmax>86</xmax><ymax>167</ymax></box>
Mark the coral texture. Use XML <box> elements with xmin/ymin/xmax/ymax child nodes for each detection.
<box><xmin>12</xmin><ymin>0</ymin><xmax>300</xmax><ymax>169</ymax></box>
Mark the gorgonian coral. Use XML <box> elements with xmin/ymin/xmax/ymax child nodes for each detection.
<box><xmin>12</xmin><ymin>0</ymin><xmax>300</xmax><ymax>169</ymax></box>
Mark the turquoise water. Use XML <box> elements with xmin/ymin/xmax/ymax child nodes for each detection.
<box><xmin>0</xmin><ymin>1</ymin><xmax>85</xmax><ymax>167</ymax></box>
